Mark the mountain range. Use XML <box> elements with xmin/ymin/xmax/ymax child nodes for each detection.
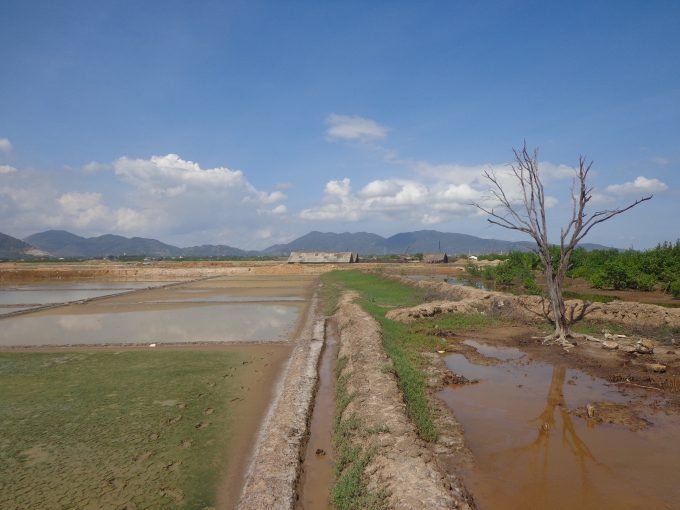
<box><xmin>0</xmin><ymin>229</ymin><xmax>615</xmax><ymax>259</ymax></box>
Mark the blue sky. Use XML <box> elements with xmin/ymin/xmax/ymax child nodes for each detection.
<box><xmin>1</xmin><ymin>0</ymin><xmax>678</xmax><ymax>250</ymax></box>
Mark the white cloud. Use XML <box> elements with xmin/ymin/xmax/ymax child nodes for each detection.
<box><xmin>650</xmin><ymin>157</ymin><xmax>671</xmax><ymax>166</ymax></box>
<box><xmin>301</xmin><ymin>178</ymin><xmax>480</xmax><ymax>223</ymax></box>
<box><xmin>82</xmin><ymin>161</ymin><xmax>113</xmax><ymax>173</ymax></box>
<box><xmin>0</xmin><ymin>165</ymin><xmax>17</xmax><ymax>173</ymax></box>
<box><xmin>271</xmin><ymin>204</ymin><xmax>287</xmax><ymax>214</ymax></box>
<box><xmin>275</xmin><ymin>182</ymin><xmax>296</xmax><ymax>190</ymax></box>
<box><xmin>605</xmin><ymin>176</ymin><xmax>668</xmax><ymax>195</ymax></box>
<box><xmin>0</xmin><ymin>138</ymin><xmax>13</xmax><ymax>155</ymax></box>
<box><xmin>46</xmin><ymin>191</ymin><xmax>148</xmax><ymax>231</ymax></box>
<box><xmin>325</xmin><ymin>114</ymin><xmax>390</xmax><ymax>142</ymax></box>
<box><xmin>256</xmin><ymin>229</ymin><xmax>273</xmax><ymax>239</ymax></box>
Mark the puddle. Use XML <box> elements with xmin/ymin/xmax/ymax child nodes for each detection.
<box><xmin>0</xmin><ymin>303</ymin><xmax>300</xmax><ymax>346</ymax></box>
<box><xmin>437</xmin><ymin>343</ymin><xmax>680</xmax><ymax>510</ymax></box>
<box><xmin>297</xmin><ymin>321</ymin><xmax>336</xmax><ymax>509</ymax></box>
<box><xmin>462</xmin><ymin>340</ymin><xmax>524</xmax><ymax>360</ymax></box>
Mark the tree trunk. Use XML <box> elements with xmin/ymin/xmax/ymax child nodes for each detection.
<box><xmin>544</xmin><ymin>262</ymin><xmax>571</xmax><ymax>340</ymax></box>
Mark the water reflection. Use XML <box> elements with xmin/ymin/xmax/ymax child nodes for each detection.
<box><xmin>0</xmin><ymin>304</ymin><xmax>299</xmax><ymax>346</ymax></box>
<box><xmin>437</xmin><ymin>348</ymin><xmax>679</xmax><ymax>510</ymax></box>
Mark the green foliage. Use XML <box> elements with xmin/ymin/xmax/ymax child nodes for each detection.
<box><xmin>602</xmin><ymin>261</ymin><xmax>635</xmax><ymax>290</ymax></box>
<box><xmin>589</xmin><ymin>273</ymin><xmax>605</xmax><ymax>289</ymax></box>
<box><xmin>634</xmin><ymin>273</ymin><xmax>657</xmax><ymax>291</ymax></box>
<box><xmin>464</xmin><ymin>262</ymin><xmax>482</xmax><ymax>277</ymax></box>
<box><xmin>671</xmin><ymin>281</ymin><xmax>680</xmax><ymax>299</ymax></box>
<box><xmin>523</xmin><ymin>277</ymin><xmax>543</xmax><ymax>296</ymax></box>
<box><xmin>493</xmin><ymin>262</ymin><xmax>516</xmax><ymax>284</ymax></box>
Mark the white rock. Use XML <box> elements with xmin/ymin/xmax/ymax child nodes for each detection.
<box><xmin>602</xmin><ymin>341</ymin><xmax>619</xmax><ymax>350</ymax></box>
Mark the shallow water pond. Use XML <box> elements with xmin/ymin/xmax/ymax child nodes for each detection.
<box><xmin>0</xmin><ymin>289</ymin><xmax>134</xmax><ymax>306</ymax></box>
<box><xmin>437</xmin><ymin>342</ymin><xmax>680</xmax><ymax>510</ymax></box>
<box><xmin>0</xmin><ymin>303</ymin><xmax>300</xmax><ymax>346</ymax></box>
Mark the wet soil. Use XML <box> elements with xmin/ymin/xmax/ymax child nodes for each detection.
<box><xmin>0</xmin><ymin>344</ymin><xmax>293</xmax><ymax>510</ymax></box>
<box><xmin>296</xmin><ymin>321</ymin><xmax>337</xmax><ymax>510</ymax></box>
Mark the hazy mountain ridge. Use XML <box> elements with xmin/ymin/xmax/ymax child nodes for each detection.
<box><xmin>0</xmin><ymin>232</ymin><xmax>50</xmax><ymax>259</ymax></box>
<box><xmin>24</xmin><ymin>231</ymin><xmax>251</xmax><ymax>258</ymax></box>
<box><xmin>262</xmin><ymin>230</ymin><xmax>615</xmax><ymax>256</ymax></box>
<box><xmin>18</xmin><ymin>229</ymin><xmax>616</xmax><ymax>259</ymax></box>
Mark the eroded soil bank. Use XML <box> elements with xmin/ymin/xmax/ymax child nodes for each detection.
<box><xmin>332</xmin><ymin>291</ymin><xmax>475</xmax><ymax>509</ymax></box>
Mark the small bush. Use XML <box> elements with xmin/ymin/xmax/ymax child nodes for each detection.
<box><xmin>671</xmin><ymin>281</ymin><xmax>680</xmax><ymax>299</ymax></box>
<box><xmin>524</xmin><ymin>277</ymin><xmax>543</xmax><ymax>296</ymax></box>
<box><xmin>464</xmin><ymin>262</ymin><xmax>481</xmax><ymax>277</ymax></box>
<box><xmin>589</xmin><ymin>273</ymin><xmax>605</xmax><ymax>289</ymax></box>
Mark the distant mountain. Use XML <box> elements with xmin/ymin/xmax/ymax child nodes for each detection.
<box><xmin>262</xmin><ymin>231</ymin><xmax>385</xmax><ymax>255</ymax></box>
<box><xmin>25</xmin><ymin>231</ymin><xmax>183</xmax><ymax>257</ymax></box>
<box><xmin>0</xmin><ymin>231</ymin><xmax>50</xmax><ymax>259</ymax></box>
<box><xmin>24</xmin><ymin>230</ymin><xmax>258</xmax><ymax>258</ymax></box>
<box><xmin>22</xmin><ymin>229</ymin><xmax>617</xmax><ymax>259</ymax></box>
<box><xmin>181</xmin><ymin>245</ymin><xmax>260</xmax><ymax>257</ymax></box>
<box><xmin>262</xmin><ymin>230</ymin><xmax>614</xmax><ymax>256</ymax></box>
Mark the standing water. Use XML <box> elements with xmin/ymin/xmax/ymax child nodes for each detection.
<box><xmin>297</xmin><ymin>321</ymin><xmax>337</xmax><ymax>509</ymax></box>
<box><xmin>437</xmin><ymin>341</ymin><xmax>680</xmax><ymax>510</ymax></box>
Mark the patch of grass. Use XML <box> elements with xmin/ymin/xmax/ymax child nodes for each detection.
<box><xmin>0</xmin><ymin>349</ymin><xmax>251</xmax><ymax>509</ymax></box>
<box><xmin>563</xmin><ymin>291</ymin><xmax>619</xmax><ymax>303</ymax></box>
<box><xmin>331</xmin><ymin>354</ymin><xmax>389</xmax><ymax>510</ymax></box>
<box><xmin>320</xmin><ymin>280</ymin><xmax>344</xmax><ymax>315</ymax></box>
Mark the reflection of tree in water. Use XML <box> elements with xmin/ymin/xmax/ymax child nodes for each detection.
<box><xmin>493</xmin><ymin>366</ymin><xmax>611</xmax><ymax>507</ymax></box>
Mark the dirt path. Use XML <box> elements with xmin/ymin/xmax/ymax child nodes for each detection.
<box><xmin>334</xmin><ymin>291</ymin><xmax>474</xmax><ymax>509</ymax></box>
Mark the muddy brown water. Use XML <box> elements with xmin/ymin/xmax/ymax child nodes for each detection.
<box><xmin>437</xmin><ymin>341</ymin><xmax>680</xmax><ymax>510</ymax></box>
<box><xmin>297</xmin><ymin>321</ymin><xmax>337</xmax><ymax>509</ymax></box>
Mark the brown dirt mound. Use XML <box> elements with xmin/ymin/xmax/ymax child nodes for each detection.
<box><xmin>335</xmin><ymin>291</ymin><xmax>474</xmax><ymax>509</ymax></box>
<box><xmin>385</xmin><ymin>275</ymin><xmax>680</xmax><ymax>328</ymax></box>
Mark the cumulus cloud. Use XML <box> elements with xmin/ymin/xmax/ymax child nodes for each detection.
<box><xmin>47</xmin><ymin>191</ymin><xmax>148</xmax><ymax>231</ymax></box>
<box><xmin>301</xmin><ymin>178</ymin><xmax>480</xmax><ymax>223</ymax></box>
<box><xmin>0</xmin><ymin>138</ymin><xmax>13</xmax><ymax>155</ymax></box>
<box><xmin>0</xmin><ymin>165</ymin><xmax>17</xmax><ymax>173</ymax></box>
<box><xmin>325</xmin><ymin>114</ymin><xmax>390</xmax><ymax>142</ymax></box>
<box><xmin>605</xmin><ymin>176</ymin><xmax>668</xmax><ymax>195</ymax></box>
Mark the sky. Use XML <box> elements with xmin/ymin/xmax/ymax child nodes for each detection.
<box><xmin>1</xmin><ymin>0</ymin><xmax>678</xmax><ymax>250</ymax></box>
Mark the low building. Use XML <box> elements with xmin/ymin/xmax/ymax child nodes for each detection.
<box><xmin>423</xmin><ymin>252</ymin><xmax>448</xmax><ymax>263</ymax></box>
<box><xmin>287</xmin><ymin>251</ymin><xmax>359</xmax><ymax>264</ymax></box>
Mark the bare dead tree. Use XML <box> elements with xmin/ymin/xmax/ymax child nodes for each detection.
<box><xmin>473</xmin><ymin>141</ymin><xmax>652</xmax><ymax>346</ymax></box>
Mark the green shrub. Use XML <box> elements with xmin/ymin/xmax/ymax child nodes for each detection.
<box><xmin>634</xmin><ymin>273</ymin><xmax>657</xmax><ymax>292</ymax></box>
<box><xmin>602</xmin><ymin>261</ymin><xmax>634</xmax><ymax>290</ymax></box>
<box><xmin>482</xmin><ymin>266</ymin><xmax>496</xmax><ymax>280</ymax></box>
<box><xmin>524</xmin><ymin>277</ymin><xmax>543</xmax><ymax>296</ymax></box>
<box><xmin>671</xmin><ymin>281</ymin><xmax>680</xmax><ymax>299</ymax></box>
<box><xmin>464</xmin><ymin>262</ymin><xmax>481</xmax><ymax>277</ymax></box>
<box><xmin>493</xmin><ymin>263</ymin><xmax>515</xmax><ymax>284</ymax></box>
<box><xmin>589</xmin><ymin>273</ymin><xmax>605</xmax><ymax>289</ymax></box>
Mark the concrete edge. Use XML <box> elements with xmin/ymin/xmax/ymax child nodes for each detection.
<box><xmin>236</xmin><ymin>290</ymin><xmax>326</xmax><ymax>510</ymax></box>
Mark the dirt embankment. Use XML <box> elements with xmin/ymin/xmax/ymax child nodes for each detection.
<box><xmin>334</xmin><ymin>291</ymin><xmax>474</xmax><ymax>509</ymax></box>
<box><xmin>236</xmin><ymin>297</ymin><xmax>325</xmax><ymax>510</ymax></box>
<box><xmin>384</xmin><ymin>274</ymin><xmax>680</xmax><ymax>328</ymax></box>
<box><xmin>0</xmin><ymin>263</ymin><xmax>351</xmax><ymax>281</ymax></box>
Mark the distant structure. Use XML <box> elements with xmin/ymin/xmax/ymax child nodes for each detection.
<box><xmin>423</xmin><ymin>252</ymin><xmax>448</xmax><ymax>263</ymax></box>
<box><xmin>287</xmin><ymin>251</ymin><xmax>359</xmax><ymax>264</ymax></box>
